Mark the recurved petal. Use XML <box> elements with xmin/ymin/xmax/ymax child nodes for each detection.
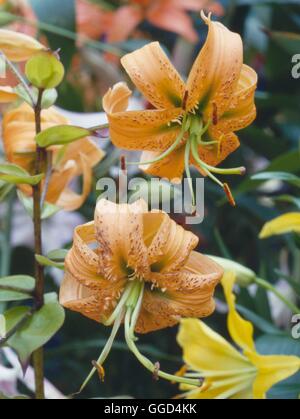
<box><xmin>192</xmin><ymin>131</ymin><xmax>240</xmax><ymax>169</ymax></box>
<box><xmin>59</xmin><ymin>137</ymin><xmax>105</xmax><ymax>175</ymax></box>
<box><xmin>186</xmin><ymin>13</ymin><xmax>243</xmax><ymax>118</ymax></box>
<box><xmin>121</xmin><ymin>41</ymin><xmax>186</xmax><ymax>109</ymax></box>
<box><xmin>250</xmin><ymin>353</ymin><xmax>300</xmax><ymax>399</ymax></box>
<box><xmin>107</xmin><ymin>5</ymin><xmax>143</xmax><ymax>43</ymax></box>
<box><xmin>147</xmin><ymin>5</ymin><xmax>198</xmax><ymax>43</ymax></box>
<box><xmin>95</xmin><ymin>199</ymin><xmax>150</xmax><ymax>282</ymax></box>
<box><xmin>178</xmin><ymin>318</ymin><xmax>252</xmax><ymax>375</ymax></box>
<box><xmin>0</xmin><ymin>29</ymin><xmax>45</xmax><ymax>62</ymax></box>
<box><xmin>222</xmin><ymin>272</ymin><xmax>256</xmax><ymax>355</ymax></box>
<box><xmin>60</xmin><ymin>222</ymin><xmax>126</xmax><ymax>322</ymax></box>
<box><xmin>55</xmin><ymin>154</ymin><xmax>94</xmax><ymax>211</ymax></box>
<box><xmin>148</xmin><ymin>216</ymin><xmax>199</xmax><ymax>274</ymax></box>
<box><xmin>139</xmin><ymin>145</ymin><xmax>186</xmax><ymax>181</ymax></box>
<box><xmin>214</xmin><ymin>65</ymin><xmax>257</xmax><ymax>134</ymax></box>
<box><xmin>259</xmin><ymin>213</ymin><xmax>300</xmax><ymax>238</ymax></box>
<box><xmin>0</xmin><ymin>86</ymin><xmax>18</xmax><ymax>103</ymax></box>
<box><xmin>135</xmin><ymin>304</ymin><xmax>178</xmax><ymax>334</ymax></box>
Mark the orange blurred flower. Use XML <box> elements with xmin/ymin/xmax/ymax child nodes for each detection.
<box><xmin>103</xmin><ymin>13</ymin><xmax>257</xmax><ymax>205</ymax></box>
<box><xmin>77</xmin><ymin>0</ymin><xmax>224</xmax><ymax>43</ymax></box>
<box><xmin>2</xmin><ymin>103</ymin><xmax>104</xmax><ymax>211</ymax></box>
<box><xmin>60</xmin><ymin>199</ymin><xmax>223</xmax><ymax>333</ymax></box>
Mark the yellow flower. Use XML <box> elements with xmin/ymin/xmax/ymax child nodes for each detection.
<box><xmin>0</xmin><ymin>29</ymin><xmax>44</xmax><ymax>62</ymax></box>
<box><xmin>2</xmin><ymin>103</ymin><xmax>104</xmax><ymax>211</ymax></box>
<box><xmin>103</xmin><ymin>12</ymin><xmax>257</xmax><ymax>204</ymax></box>
<box><xmin>260</xmin><ymin>213</ymin><xmax>300</xmax><ymax>238</ymax></box>
<box><xmin>177</xmin><ymin>272</ymin><xmax>300</xmax><ymax>399</ymax></box>
<box><xmin>59</xmin><ymin>199</ymin><xmax>223</xmax><ymax>389</ymax></box>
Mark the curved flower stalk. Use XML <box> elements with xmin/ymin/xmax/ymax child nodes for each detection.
<box><xmin>177</xmin><ymin>272</ymin><xmax>300</xmax><ymax>399</ymax></box>
<box><xmin>2</xmin><ymin>103</ymin><xmax>104</xmax><ymax>211</ymax></box>
<box><xmin>77</xmin><ymin>0</ymin><xmax>224</xmax><ymax>44</ymax></box>
<box><xmin>59</xmin><ymin>199</ymin><xmax>223</xmax><ymax>389</ymax></box>
<box><xmin>260</xmin><ymin>213</ymin><xmax>300</xmax><ymax>238</ymax></box>
<box><xmin>103</xmin><ymin>12</ymin><xmax>257</xmax><ymax>207</ymax></box>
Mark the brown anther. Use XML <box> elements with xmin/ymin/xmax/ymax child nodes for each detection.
<box><xmin>223</xmin><ymin>183</ymin><xmax>236</xmax><ymax>207</ymax></box>
<box><xmin>92</xmin><ymin>361</ymin><xmax>105</xmax><ymax>382</ymax></box>
<box><xmin>212</xmin><ymin>102</ymin><xmax>218</xmax><ymax>125</ymax></box>
<box><xmin>153</xmin><ymin>362</ymin><xmax>160</xmax><ymax>381</ymax></box>
<box><xmin>182</xmin><ymin>91</ymin><xmax>189</xmax><ymax>111</ymax></box>
<box><xmin>120</xmin><ymin>155</ymin><xmax>127</xmax><ymax>172</ymax></box>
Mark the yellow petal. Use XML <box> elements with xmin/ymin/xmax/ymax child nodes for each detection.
<box><xmin>139</xmin><ymin>145</ymin><xmax>186</xmax><ymax>181</ymax></box>
<box><xmin>186</xmin><ymin>12</ymin><xmax>243</xmax><ymax>119</ymax></box>
<box><xmin>121</xmin><ymin>41</ymin><xmax>186</xmax><ymax>109</ymax></box>
<box><xmin>94</xmin><ymin>199</ymin><xmax>150</xmax><ymax>282</ymax></box>
<box><xmin>60</xmin><ymin>222</ymin><xmax>126</xmax><ymax>322</ymax></box>
<box><xmin>215</xmin><ymin>65</ymin><xmax>257</xmax><ymax>134</ymax></box>
<box><xmin>260</xmin><ymin>213</ymin><xmax>300</xmax><ymax>238</ymax></box>
<box><xmin>0</xmin><ymin>29</ymin><xmax>44</xmax><ymax>62</ymax></box>
<box><xmin>177</xmin><ymin>318</ymin><xmax>252</xmax><ymax>375</ymax></box>
<box><xmin>0</xmin><ymin>86</ymin><xmax>18</xmax><ymax>103</ymax></box>
<box><xmin>103</xmin><ymin>83</ymin><xmax>183</xmax><ymax>151</ymax></box>
<box><xmin>222</xmin><ymin>272</ymin><xmax>256</xmax><ymax>354</ymax></box>
<box><xmin>249</xmin><ymin>352</ymin><xmax>300</xmax><ymax>399</ymax></box>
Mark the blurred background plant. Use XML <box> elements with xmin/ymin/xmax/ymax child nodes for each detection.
<box><xmin>0</xmin><ymin>0</ymin><xmax>300</xmax><ymax>399</ymax></box>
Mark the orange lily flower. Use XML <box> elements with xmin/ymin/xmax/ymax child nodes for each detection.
<box><xmin>2</xmin><ymin>103</ymin><xmax>104</xmax><ymax>211</ymax></box>
<box><xmin>103</xmin><ymin>13</ymin><xmax>257</xmax><ymax>206</ymax></box>
<box><xmin>59</xmin><ymin>199</ymin><xmax>223</xmax><ymax>388</ymax></box>
<box><xmin>77</xmin><ymin>0</ymin><xmax>223</xmax><ymax>44</ymax></box>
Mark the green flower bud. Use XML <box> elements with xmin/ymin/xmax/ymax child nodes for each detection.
<box><xmin>25</xmin><ymin>51</ymin><xmax>65</xmax><ymax>89</ymax></box>
<box><xmin>207</xmin><ymin>255</ymin><xmax>256</xmax><ymax>287</ymax></box>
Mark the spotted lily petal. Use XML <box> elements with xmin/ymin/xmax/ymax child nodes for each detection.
<box><xmin>260</xmin><ymin>213</ymin><xmax>300</xmax><ymax>238</ymax></box>
<box><xmin>121</xmin><ymin>42</ymin><xmax>185</xmax><ymax>109</ymax></box>
<box><xmin>103</xmin><ymin>83</ymin><xmax>183</xmax><ymax>151</ymax></box>
<box><xmin>139</xmin><ymin>146</ymin><xmax>186</xmax><ymax>181</ymax></box>
<box><xmin>60</xmin><ymin>222</ymin><xmax>126</xmax><ymax>322</ymax></box>
<box><xmin>94</xmin><ymin>199</ymin><xmax>150</xmax><ymax>282</ymax></box>
<box><xmin>186</xmin><ymin>12</ymin><xmax>243</xmax><ymax>118</ymax></box>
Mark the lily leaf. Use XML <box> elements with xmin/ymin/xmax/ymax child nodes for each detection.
<box><xmin>251</xmin><ymin>172</ymin><xmax>300</xmax><ymax>188</ymax></box>
<box><xmin>47</xmin><ymin>249</ymin><xmax>69</xmax><ymax>261</ymax></box>
<box><xmin>0</xmin><ymin>163</ymin><xmax>43</xmax><ymax>186</ymax></box>
<box><xmin>35</xmin><ymin>254</ymin><xmax>65</xmax><ymax>270</ymax></box>
<box><xmin>17</xmin><ymin>190</ymin><xmax>61</xmax><ymax>220</ymax></box>
<box><xmin>35</xmin><ymin>125</ymin><xmax>91</xmax><ymax>148</ymax></box>
<box><xmin>0</xmin><ymin>275</ymin><xmax>35</xmax><ymax>302</ymax></box>
<box><xmin>6</xmin><ymin>293</ymin><xmax>65</xmax><ymax>363</ymax></box>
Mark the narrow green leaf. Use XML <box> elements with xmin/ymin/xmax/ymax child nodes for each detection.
<box><xmin>251</xmin><ymin>172</ymin><xmax>300</xmax><ymax>188</ymax></box>
<box><xmin>0</xmin><ymin>275</ymin><xmax>35</xmax><ymax>302</ymax></box>
<box><xmin>274</xmin><ymin>195</ymin><xmax>300</xmax><ymax>210</ymax></box>
<box><xmin>0</xmin><ymin>163</ymin><xmax>43</xmax><ymax>185</ymax></box>
<box><xmin>47</xmin><ymin>249</ymin><xmax>68</xmax><ymax>261</ymax></box>
<box><xmin>35</xmin><ymin>125</ymin><xmax>91</xmax><ymax>148</ymax></box>
<box><xmin>35</xmin><ymin>254</ymin><xmax>65</xmax><ymax>270</ymax></box>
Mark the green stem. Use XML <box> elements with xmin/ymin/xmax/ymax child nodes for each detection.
<box><xmin>79</xmin><ymin>308</ymin><xmax>125</xmax><ymax>394</ymax></box>
<box><xmin>129</xmin><ymin>125</ymin><xmax>187</xmax><ymax>166</ymax></box>
<box><xmin>191</xmin><ymin>137</ymin><xmax>223</xmax><ymax>187</ymax></box>
<box><xmin>255</xmin><ymin>277</ymin><xmax>300</xmax><ymax>314</ymax></box>
<box><xmin>184</xmin><ymin>140</ymin><xmax>195</xmax><ymax>211</ymax></box>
